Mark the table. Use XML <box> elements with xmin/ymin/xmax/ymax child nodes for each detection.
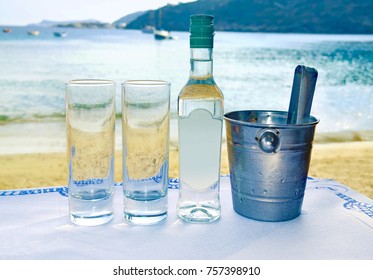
<box><xmin>0</xmin><ymin>176</ymin><xmax>372</xmax><ymax>260</ymax></box>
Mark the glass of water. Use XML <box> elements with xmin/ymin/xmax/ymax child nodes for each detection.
<box><xmin>66</xmin><ymin>80</ymin><xmax>115</xmax><ymax>226</ymax></box>
<box><xmin>122</xmin><ymin>80</ymin><xmax>170</xmax><ymax>225</ymax></box>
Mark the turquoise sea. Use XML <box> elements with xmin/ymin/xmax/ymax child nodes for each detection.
<box><xmin>0</xmin><ymin>26</ymin><xmax>372</xmax><ymax>153</ymax></box>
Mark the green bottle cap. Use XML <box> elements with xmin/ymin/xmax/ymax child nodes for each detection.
<box><xmin>190</xmin><ymin>14</ymin><xmax>215</xmax><ymax>48</ymax></box>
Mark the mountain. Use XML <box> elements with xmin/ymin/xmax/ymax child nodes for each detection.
<box><xmin>27</xmin><ymin>19</ymin><xmax>102</xmax><ymax>28</ymax></box>
<box><xmin>27</xmin><ymin>13</ymin><xmax>145</xmax><ymax>30</ymax></box>
<box><xmin>113</xmin><ymin>11</ymin><xmax>146</xmax><ymax>27</ymax></box>
<box><xmin>126</xmin><ymin>0</ymin><xmax>373</xmax><ymax>34</ymax></box>
<box><xmin>54</xmin><ymin>22</ymin><xmax>113</xmax><ymax>29</ymax></box>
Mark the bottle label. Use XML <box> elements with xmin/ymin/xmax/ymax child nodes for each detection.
<box><xmin>179</xmin><ymin>109</ymin><xmax>222</xmax><ymax>190</ymax></box>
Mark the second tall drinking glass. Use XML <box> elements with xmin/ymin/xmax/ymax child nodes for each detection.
<box><xmin>121</xmin><ymin>80</ymin><xmax>170</xmax><ymax>225</ymax></box>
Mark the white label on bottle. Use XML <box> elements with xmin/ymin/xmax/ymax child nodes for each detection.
<box><xmin>179</xmin><ymin>109</ymin><xmax>222</xmax><ymax>190</ymax></box>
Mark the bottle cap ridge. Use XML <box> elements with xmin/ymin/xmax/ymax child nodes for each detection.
<box><xmin>190</xmin><ymin>14</ymin><xmax>214</xmax><ymax>48</ymax></box>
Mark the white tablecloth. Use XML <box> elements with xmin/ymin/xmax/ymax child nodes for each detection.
<box><xmin>0</xmin><ymin>176</ymin><xmax>372</xmax><ymax>260</ymax></box>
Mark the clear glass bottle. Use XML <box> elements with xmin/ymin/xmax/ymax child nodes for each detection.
<box><xmin>177</xmin><ymin>15</ymin><xmax>224</xmax><ymax>223</ymax></box>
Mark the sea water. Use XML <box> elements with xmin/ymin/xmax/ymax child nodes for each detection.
<box><xmin>0</xmin><ymin>27</ymin><xmax>372</xmax><ymax>150</ymax></box>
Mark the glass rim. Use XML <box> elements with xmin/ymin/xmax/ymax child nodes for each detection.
<box><xmin>224</xmin><ymin>110</ymin><xmax>320</xmax><ymax>128</ymax></box>
<box><xmin>122</xmin><ymin>80</ymin><xmax>170</xmax><ymax>87</ymax></box>
<box><xmin>66</xmin><ymin>79</ymin><xmax>115</xmax><ymax>86</ymax></box>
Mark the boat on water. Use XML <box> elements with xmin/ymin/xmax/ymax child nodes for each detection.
<box><xmin>2</xmin><ymin>28</ymin><xmax>12</xmax><ymax>33</ymax></box>
<box><xmin>151</xmin><ymin>8</ymin><xmax>177</xmax><ymax>40</ymax></box>
<box><xmin>27</xmin><ymin>30</ymin><xmax>40</xmax><ymax>36</ymax></box>
<box><xmin>54</xmin><ymin>31</ymin><xmax>67</xmax><ymax>37</ymax></box>
<box><xmin>154</xmin><ymin>29</ymin><xmax>177</xmax><ymax>40</ymax></box>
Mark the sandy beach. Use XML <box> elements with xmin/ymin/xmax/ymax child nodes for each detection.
<box><xmin>0</xmin><ymin>141</ymin><xmax>372</xmax><ymax>199</ymax></box>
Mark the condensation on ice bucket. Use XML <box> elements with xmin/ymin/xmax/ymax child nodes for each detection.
<box><xmin>224</xmin><ymin>110</ymin><xmax>319</xmax><ymax>222</ymax></box>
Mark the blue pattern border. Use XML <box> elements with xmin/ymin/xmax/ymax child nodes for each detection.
<box><xmin>0</xmin><ymin>176</ymin><xmax>234</xmax><ymax>198</ymax></box>
<box><xmin>0</xmin><ymin>178</ymin><xmax>185</xmax><ymax>198</ymax></box>
<box><xmin>6</xmin><ymin>174</ymin><xmax>372</xmax><ymax>221</ymax></box>
<box><xmin>0</xmin><ymin>187</ymin><xmax>69</xmax><ymax>197</ymax></box>
<box><xmin>314</xmin><ymin>185</ymin><xmax>373</xmax><ymax>218</ymax></box>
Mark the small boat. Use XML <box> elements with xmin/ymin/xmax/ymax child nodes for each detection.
<box><xmin>141</xmin><ymin>25</ymin><xmax>155</xmax><ymax>34</ymax></box>
<box><xmin>27</xmin><ymin>30</ymin><xmax>40</xmax><ymax>36</ymax></box>
<box><xmin>2</xmin><ymin>28</ymin><xmax>12</xmax><ymax>33</ymax></box>
<box><xmin>54</xmin><ymin>31</ymin><xmax>67</xmax><ymax>37</ymax></box>
<box><xmin>153</xmin><ymin>9</ymin><xmax>177</xmax><ymax>40</ymax></box>
<box><xmin>154</xmin><ymin>29</ymin><xmax>177</xmax><ymax>40</ymax></box>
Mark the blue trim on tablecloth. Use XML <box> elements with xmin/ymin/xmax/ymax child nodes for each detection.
<box><xmin>0</xmin><ymin>176</ymin><xmax>232</xmax><ymax>197</ymax></box>
<box><xmin>0</xmin><ymin>187</ymin><xmax>69</xmax><ymax>197</ymax></box>
<box><xmin>313</xmin><ymin>184</ymin><xmax>373</xmax><ymax>218</ymax></box>
<box><xmin>1</xmin><ymin>175</ymin><xmax>372</xmax><ymax>219</ymax></box>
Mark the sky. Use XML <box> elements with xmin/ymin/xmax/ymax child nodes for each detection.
<box><xmin>0</xmin><ymin>0</ymin><xmax>195</xmax><ymax>26</ymax></box>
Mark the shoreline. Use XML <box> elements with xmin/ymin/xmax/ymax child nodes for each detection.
<box><xmin>0</xmin><ymin>141</ymin><xmax>372</xmax><ymax>199</ymax></box>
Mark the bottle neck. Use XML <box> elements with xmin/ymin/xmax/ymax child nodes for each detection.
<box><xmin>190</xmin><ymin>48</ymin><xmax>213</xmax><ymax>79</ymax></box>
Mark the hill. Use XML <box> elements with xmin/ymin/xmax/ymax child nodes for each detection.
<box><xmin>27</xmin><ymin>19</ymin><xmax>103</xmax><ymax>28</ymax></box>
<box><xmin>54</xmin><ymin>22</ymin><xmax>113</xmax><ymax>29</ymax></box>
<box><xmin>113</xmin><ymin>11</ymin><xmax>146</xmax><ymax>28</ymax></box>
<box><xmin>126</xmin><ymin>0</ymin><xmax>373</xmax><ymax>34</ymax></box>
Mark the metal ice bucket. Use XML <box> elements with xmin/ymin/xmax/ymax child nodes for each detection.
<box><xmin>224</xmin><ymin>110</ymin><xmax>319</xmax><ymax>222</ymax></box>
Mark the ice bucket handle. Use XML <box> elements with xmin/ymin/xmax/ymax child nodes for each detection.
<box><xmin>256</xmin><ymin>128</ymin><xmax>281</xmax><ymax>153</ymax></box>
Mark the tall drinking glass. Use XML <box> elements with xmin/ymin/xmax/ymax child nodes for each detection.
<box><xmin>122</xmin><ymin>80</ymin><xmax>170</xmax><ymax>225</ymax></box>
<box><xmin>66</xmin><ymin>80</ymin><xmax>115</xmax><ymax>226</ymax></box>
